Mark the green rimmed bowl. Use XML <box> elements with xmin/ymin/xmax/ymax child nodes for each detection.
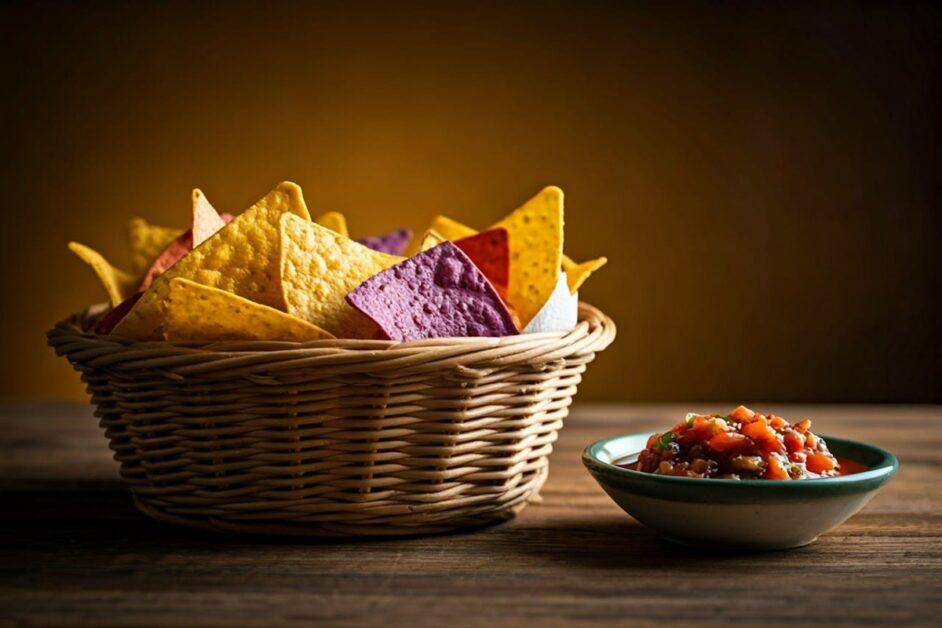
<box><xmin>583</xmin><ymin>432</ymin><xmax>899</xmax><ymax>550</ymax></box>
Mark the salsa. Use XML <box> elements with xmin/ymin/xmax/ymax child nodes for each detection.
<box><xmin>630</xmin><ymin>406</ymin><xmax>851</xmax><ymax>480</ymax></box>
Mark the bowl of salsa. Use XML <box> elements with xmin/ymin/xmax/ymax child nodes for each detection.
<box><xmin>582</xmin><ymin>407</ymin><xmax>898</xmax><ymax>549</ymax></box>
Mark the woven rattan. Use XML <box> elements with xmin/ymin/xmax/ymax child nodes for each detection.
<box><xmin>48</xmin><ymin>303</ymin><xmax>615</xmax><ymax>536</ymax></box>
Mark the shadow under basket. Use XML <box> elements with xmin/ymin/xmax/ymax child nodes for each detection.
<box><xmin>48</xmin><ymin>303</ymin><xmax>616</xmax><ymax>537</ymax></box>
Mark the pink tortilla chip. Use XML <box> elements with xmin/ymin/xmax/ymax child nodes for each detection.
<box><xmin>357</xmin><ymin>228</ymin><xmax>413</xmax><ymax>256</ymax></box>
<box><xmin>138</xmin><ymin>230</ymin><xmax>192</xmax><ymax>291</ymax></box>
<box><xmin>346</xmin><ymin>241</ymin><xmax>518</xmax><ymax>341</ymax></box>
<box><xmin>192</xmin><ymin>189</ymin><xmax>227</xmax><ymax>247</ymax></box>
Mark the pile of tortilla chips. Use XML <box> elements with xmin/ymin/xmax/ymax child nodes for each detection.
<box><xmin>68</xmin><ymin>182</ymin><xmax>607</xmax><ymax>342</ymax></box>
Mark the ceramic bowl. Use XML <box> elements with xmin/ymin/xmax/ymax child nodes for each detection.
<box><xmin>583</xmin><ymin>432</ymin><xmax>898</xmax><ymax>550</ymax></box>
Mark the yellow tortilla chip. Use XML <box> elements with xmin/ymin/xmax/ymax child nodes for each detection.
<box><xmin>163</xmin><ymin>278</ymin><xmax>334</xmax><ymax>342</ymax></box>
<box><xmin>192</xmin><ymin>189</ymin><xmax>227</xmax><ymax>247</ymax></box>
<box><xmin>406</xmin><ymin>216</ymin><xmax>474</xmax><ymax>257</ymax></box>
<box><xmin>428</xmin><ymin>215</ymin><xmax>477</xmax><ymax>242</ymax></box>
<box><xmin>315</xmin><ymin>211</ymin><xmax>349</xmax><ymax>237</ymax></box>
<box><xmin>113</xmin><ymin>181</ymin><xmax>312</xmax><ymax>339</ymax></box>
<box><xmin>491</xmin><ymin>186</ymin><xmax>564</xmax><ymax>327</ymax></box>
<box><xmin>280</xmin><ymin>213</ymin><xmax>402</xmax><ymax>338</ymax></box>
<box><xmin>428</xmin><ymin>211</ymin><xmax>606</xmax><ymax>294</ymax></box>
<box><xmin>128</xmin><ymin>218</ymin><xmax>184</xmax><ymax>276</ymax></box>
<box><xmin>418</xmin><ymin>229</ymin><xmax>446</xmax><ymax>252</ymax></box>
<box><xmin>68</xmin><ymin>242</ymin><xmax>138</xmax><ymax>307</ymax></box>
<box><xmin>562</xmin><ymin>256</ymin><xmax>608</xmax><ymax>293</ymax></box>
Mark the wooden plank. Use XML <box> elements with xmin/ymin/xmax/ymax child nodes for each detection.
<box><xmin>0</xmin><ymin>402</ymin><xmax>939</xmax><ymax>626</ymax></box>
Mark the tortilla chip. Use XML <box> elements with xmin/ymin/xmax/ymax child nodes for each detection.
<box><xmin>427</xmin><ymin>215</ymin><xmax>477</xmax><ymax>242</ymax></box>
<box><xmin>192</xmin><ymin>189</ymin><xmax>227</xmax><ymax>247</ymax></box>
<box><xmin>128</xmin><ymin>218</ymin><xmax>184</xmax><ymax>276</ymax></box>
<box><xmin>138</xmin><ymin>230</ymin><xmax>193</xmax><ymax>291</ymax></box>
<box><xmin>489</xmin><ymin>186</ymin><xmax>564</xmax><ymax>327</ymax></box>
<box><xmin>95</xmin><ymin>292</ymin><xmax>143</xmax><ymax>334</ymax></box>
<box><xmin>454</xmin><ymin>228</ymin><xmax>509</xmax><ymax>294</ymax></box>
<box><xmin>562</xmin><ymin>256</ymin><xmax>607</xmax><ymax>293</ymax></box>
<box><xmin>315</xmin><ymin>211</ymin><xmax>349</xmax><ymax>237</ymax></box>
<box><xmin>280</xmin><ymin>213</ymin><xmax>402</xmax><ymax>338</ymax></box>
<box><xmin>346</xmin><ymin>241</ymin><xmax>518</xmax><ymax>341</ymax></box>
<box><xmin>428</xmin><ymin>211</ymin><xmax>606</xmax><ymax>294</ymax></box>
<box><xmin>357</xmin><ymin>228</ymin><xmax>413</xmax><ymax>256</ymax></box>
<box><xmin>68</xmin><ymin>242</ymin><xmax>138</xmax><ymax>307</ymax></box>
<box><xmin>112</xmin><ymin>181</ymin><xmax>311</xmax><ymax>339</ymax></box>
<box><xmin>163</xmin><ymin>278</ymin><xmax>334</xmax><ymax>342</ymax></box>
<box><xmin>419</xmin><ymin>230</ymin><xmax>446</xmax><ymax>252</ymax></box>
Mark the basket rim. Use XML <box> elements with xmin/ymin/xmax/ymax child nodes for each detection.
<box><xmin>48</xmin><ymin>302</ymin><xmax>616</xmax><ymax>375</ymax></box>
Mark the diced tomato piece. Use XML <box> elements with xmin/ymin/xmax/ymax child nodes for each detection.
<box><xmin>784</xmin><ymin>431</ymin><xmax>806</xmax><ymax>453</ymax></box>
<box><xmin>692</xmin><ymin>416</ymin><xmax>728</xmax><ymax>439</ymax></box>
<box><xmin>794</xmin><ymin>419</ymin><xmax>811</xmax><ymax>433</ymax></box>
<box><xmin>646</xmin><ymin>434</ymin><xmax>659</xmax><ymax>449</ymax></box>
<box><xmin>729</xmin><ymin>405</ymin><xmax>755</xmax><ymax>423</ymax></box>
<box><xmin>707</xmin><ymin>431</ymin><xmax>749</xmax><ymax>453</ymax></box>
<box><xmin>769</xmin><ymin>415</ymin><xmax>787</xmax><ymax>429</ymax></box>
<box><xmin>805</xmin><ymin>432</ymin><xmax>818</xmax><ymax>449</ymax></box>
<box><xmin>766</xmin><ymin>454</ymin><xmax>789</xmax><ymax>480</ymax></box>
<box><xmin>741</xmin><ymin>417</ymin><xmax>783</xmax><ymax>453</ymax></box>
<box><xmin>693</xmin><ymin>416</ymin><xmax>711</xmax><ymax>432</ymax></box>
<box><xmin>741</xmin><ymin>417</ymin><xmax>771</xmax><ymax>441</ymax></box>
<box><xmin>806</xmin><ymin>453</ymin><xmax>836</xmax><ymax>473</ymax></box>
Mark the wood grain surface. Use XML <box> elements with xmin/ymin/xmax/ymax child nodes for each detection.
<box><xmin>1</xmin><ymin>402</ymin><xmax>939</xmax><ymax>626</ymax></box>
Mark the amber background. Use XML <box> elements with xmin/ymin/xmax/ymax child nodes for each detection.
<box><xmin>1</xmin><ymin>1</ymin><xmax>939</xmax><ymax>402</ymax></box>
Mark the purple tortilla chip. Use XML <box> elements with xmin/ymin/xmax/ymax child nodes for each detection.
<box><xmin>346</xmin><ymin>241</ymin><xmax>519</xmax><ymax>341</ymax></box>
<box><xmin>357</xmin><ymin>228</ymin><xmax>413</xmax><ymax>255</ymax></box>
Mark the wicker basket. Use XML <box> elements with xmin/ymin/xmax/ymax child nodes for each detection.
<box><xmin>47</xmin><ymin>302</ymin><xmax>615</xmax><ymax>536</ymax></box>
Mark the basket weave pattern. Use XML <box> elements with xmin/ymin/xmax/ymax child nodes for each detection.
<box><xmin>48</xmin><ymin>303</ymin><xmax>615</xmax><ymax>536</ymax></box>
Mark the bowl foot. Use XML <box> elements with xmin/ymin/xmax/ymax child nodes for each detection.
<box><xmin>659</xmin><ymin>533</ymin><xmax>819</xmax><ymax>551</ymax></box>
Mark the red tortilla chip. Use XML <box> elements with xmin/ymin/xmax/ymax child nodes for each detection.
<box><xmin>94</xmin><ymin>292</ymin><xmax>143</xmax><ymax>334</ymax></box>
<box><xmin>454</xmin><ymin>228</ymin><xmax>509</xmax><ymax>293</ymax></box>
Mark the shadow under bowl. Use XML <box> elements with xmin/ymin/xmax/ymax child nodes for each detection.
<box><xmin>582</xmin><ymin>432</ymin><xmax>898</xmax><ymax>550</ymax></box>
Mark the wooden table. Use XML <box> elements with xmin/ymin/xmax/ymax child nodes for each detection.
<box><xmin>1</xmin><ymin>402</ymin><xmax>939</xmax><ymax>626</ymax></box>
